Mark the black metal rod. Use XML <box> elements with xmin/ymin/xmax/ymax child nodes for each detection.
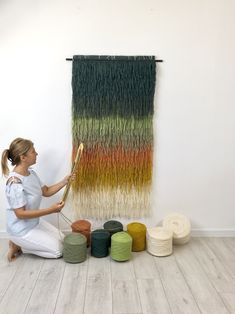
<box><xmin>66</xmin><ymin>58</ymin><xmax>163</xmax><ymax>62</ymax></box>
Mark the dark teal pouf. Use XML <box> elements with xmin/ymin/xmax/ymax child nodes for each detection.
<box><xmin>91</xmin><ymin>229</ymin><xmax>110</xmax><ymax>257</ymax></box>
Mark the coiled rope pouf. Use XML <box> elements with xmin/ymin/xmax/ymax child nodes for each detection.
<box><xmin>63</xmin><ymin>233</ymin><xmax>87</xmax><ymax>263</ymax></box>
<box><xmin>110</xmin><ymin>231</ymin><xmax>132</xmax><ymax>262</ymax></box>
<box><xmin>91</xmin><ymin>229</ymin><xmax>110</xmax><ymax>258</ymax></box>
<box><xmin>146</xmin><ymin>227</ymin><xmax>173</xmax><ymax>257</ymax></box>
<box><xmin>162</xmin><ymin>213</ymin><xmax>191</xmax><ymax>245</ymax></box>
<box><xmin>103</xmin><ymin>220</ymin><xmax>123</xmax><ymax>236</ymax></box>
<box><xmin>71</xmin><ymin>219</ymin><xmax>91</xmax><ymax>246</ymax></box>
<box><xmin>127</xmin><ymin>222</ymin><xmax>146</xmax><ymax>251</ymax></box>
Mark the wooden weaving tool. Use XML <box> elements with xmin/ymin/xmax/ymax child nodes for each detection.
<box><xmin>61</xmin><ymin>143</ymin><xmax>84</xmax><ymax>203</ymax></box>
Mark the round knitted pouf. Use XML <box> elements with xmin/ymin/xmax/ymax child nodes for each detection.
<box><xmin>63</xmin><ymin>233</ymin><xmax>87</xmax><ymax>263</ymax></box>
<box><xmin>127</xmin><ymin>222</ymin><xmax>146</xmax><ymax>252</ymax></box>
<box><xmin>71</xmin><ymin>219</ymin><xmax>91</xmax><ymax>246</ymax></box>
<box><xmin>91</xmin><ymin>229</ymin><xmax>110</xmax><ymax>258</ymax></box>
<box><xmin>162</xmin><ymin>213</ymin><xmax>191</xmax><ymax>245</ymax></box>
<box><xmin>111</xmin><ymin>231</ymin><xmax>132</xmax><ymax>262</ymax></box>
<box><xmin>103</xmin><ymin>220</ymin><xmax>123</xmax><ymax>236</ymax></box>
<box><xmin>147</xmin><ymin>227</ymin><xmax>173</xmax><ymax>257</ymax></box>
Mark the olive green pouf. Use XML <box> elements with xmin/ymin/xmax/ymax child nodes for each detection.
<box><xmin>110</xmin><ymin>231</ymin><xmax>132</xmax><ymax>262</ymax></box>
<box><xmin>63</xmin><ymin>233</ymin><xmax>87</xmax><ymax>263</ymax></box>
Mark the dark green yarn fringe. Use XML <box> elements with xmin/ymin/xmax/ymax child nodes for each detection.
<box><xmin>72</xmin><ymin>55</ymin><xmax>156</xmax><ymax>119</ymax></box>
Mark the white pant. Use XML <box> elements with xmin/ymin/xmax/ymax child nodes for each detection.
<box><xmin>10</xmin><ymin>220</ymin><xmax>65</xmax><ymax>259</ymax></box>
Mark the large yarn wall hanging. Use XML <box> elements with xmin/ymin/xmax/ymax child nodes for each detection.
<box><xmin>71</xmin><ymin>55</ymin><xmax>156</xmax><ymax>218</ymax></box>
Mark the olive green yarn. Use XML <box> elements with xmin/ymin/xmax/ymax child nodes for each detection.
<box><xmin>63</xmin><ymin>233</ymin><xmax>87</xmax><ymax>263</ymax></box>
<box><xmin>110</xmin><ymin>231</ymin><xmax>132</xmax><ymax>262</ymax></box>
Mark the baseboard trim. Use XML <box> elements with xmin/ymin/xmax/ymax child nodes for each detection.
<box><xmin>1</xmin><ymin>229</ymin><xmax>235</xmax><ymax>238</ymax></box>
<box><xmin>191</xmin><ymin>228</ymin><xmax>235</xmax><ymax>237</ymax></box>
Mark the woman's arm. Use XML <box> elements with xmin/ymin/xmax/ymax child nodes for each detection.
<box><xmin>41</xmin><ymin>175</ymin><xmax>70</xmax><ymax>197</ymax></box>
<box><xmin>14</xmin><ymin>201</ymin><xmax>65</xmax><ymax>219</ymax></box>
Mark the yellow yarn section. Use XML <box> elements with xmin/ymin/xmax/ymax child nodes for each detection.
<box><xmin>127</xmin><ymin>222</ymin><xmax>146</xmax><ymax>251</ymax></box>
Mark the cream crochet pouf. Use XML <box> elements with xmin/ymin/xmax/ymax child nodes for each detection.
<box><xmin>146</xmin><ymin>227</ymin><xmax>173</xmax><ymax>257</ymax></box>
<box><xmin>163</xmin><ymin>213</ymin><xmax>191</xmax><ymax>245</ymax></box>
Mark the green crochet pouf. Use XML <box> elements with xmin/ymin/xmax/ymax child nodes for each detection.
<box><xmin>110</xmin><ymin>231</ymin><xmax>132</xmax><ymax>262</ymax></box>
<box><xmin>63</xmin><ymin>233</ymin><xmax>87</xmax><ymax>263</ymax></box>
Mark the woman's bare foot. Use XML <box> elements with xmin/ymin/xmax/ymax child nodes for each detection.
<box><xmin>7</xmin><ymin>241</ymin><xmax>22</xmax><ymax>262</ymax></box>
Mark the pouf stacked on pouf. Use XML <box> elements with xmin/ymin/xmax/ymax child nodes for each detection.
<box><xmin>71</xmin><ymin>219</ymin><xmax>91</xmax><ymax>246</ymax></box>
<box><xmin>163</xmin><ymin>213</ymin><xmax>191</xmax><ymax>245</ymax></box>
<box><xmin>63</xmin><ymin>233</ymin><xmax>87</xmax><ymax>263</ymax></box>
<box><xmin>111</xmin><ymin>231</ymin><xmax>132</xmax><ymax>261</ymax></box>
<box><xmin>146</xmin><ymin>227</ymin><xmax>173</xmax><ymax>257</ymax></box>
<box><xmin>91</xmin><ymin>229</ymin><xmax>110</xmax><ymax>258</ymax></box>
<box><xmin>127</xmin><ymin>222</ymin><xmax>146</xmax><ymax>251</ymax></box>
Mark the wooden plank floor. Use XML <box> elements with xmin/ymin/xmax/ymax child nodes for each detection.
<box><xmin>0</xmin><ymin>237</ymin><xmax>235</xmax><ymax>314</ymax></box>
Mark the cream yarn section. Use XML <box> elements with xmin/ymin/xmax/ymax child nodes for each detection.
<box><xmin>163</xmin><ymin>213</ymin><xmax>191</xmax><ymax>245</ymax></box>
<box><xmin>146</xmin><ymin>227</ymin><xmax>173</xmax><ymax>257</ymax></box>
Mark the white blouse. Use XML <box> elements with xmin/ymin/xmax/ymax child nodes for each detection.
<box><xmin>6</xmin><ymin>168</ymin><xmax>44</xmax><ymax>236</ymax></box>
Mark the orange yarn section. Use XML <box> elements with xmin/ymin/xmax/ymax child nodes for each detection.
<box><xmin>72</xmin><ymin>144</ymin><xmax>153</xmax><ymax>190</ymax></box>
<box><xmin>127</xmin><ymin>222</ymin><xmax>147</xmax><ymax>252</ymax></box>
<box><xmin>71</xmin><ymin>220</ymin><xmax>91</xmax><ymax>246</ymax></box>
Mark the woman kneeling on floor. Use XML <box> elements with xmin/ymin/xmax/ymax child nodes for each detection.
<box><xmin>1</xmin><ymin>137</ymin><xmax>72</xmax><ymax>261</ymax></box>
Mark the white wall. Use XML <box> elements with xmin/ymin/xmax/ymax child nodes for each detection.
<box><xmin>1</xmin><ymin>0</ymin><xmax>235</xmax><ymax>235</ymax></box>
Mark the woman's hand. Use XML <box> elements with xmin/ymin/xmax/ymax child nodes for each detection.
<box><xmin>49</xmin><ymin>201</ymin><xmax>65</xmax><ymax>213</ymax></box>
<box><xmin>14</xmin><ymin>201</ymin><xmax>65</xmax><ymax>219</ymax></box>
<box><xmin>62</xmin><ymin>172</ymin><xmax>77</xmax><ymax>185</ymax></box>
<box><xmin>62</xmin><ymin>175</ymin><xmax>70</xmax><ymax>185</ymax></box>
<box><xmin>70</xmin><ymin>171</ymin><xmax>77</xmax><ymax>181</ymax></box>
